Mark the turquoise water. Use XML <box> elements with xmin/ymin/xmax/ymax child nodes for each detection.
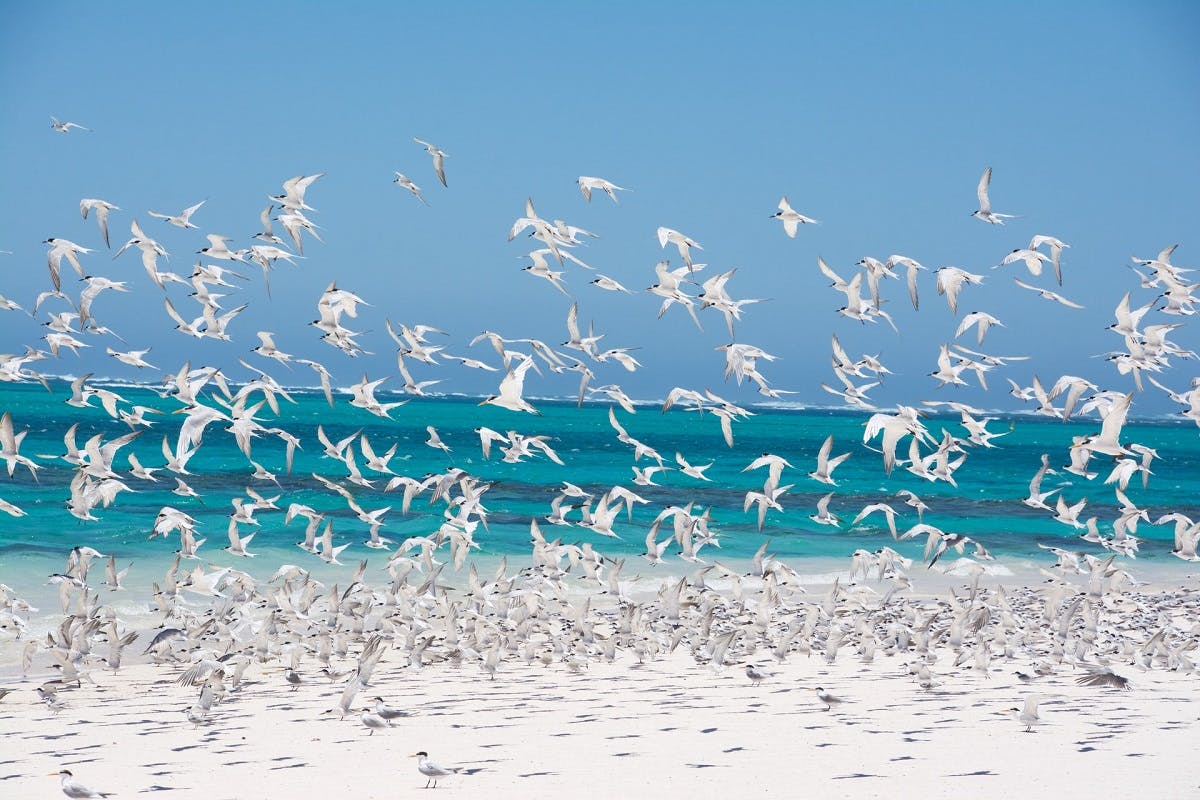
<box><xmin>1</xmin><ymin>377</ymin><xmax>1198</xmax><ymax>591</ymax></box>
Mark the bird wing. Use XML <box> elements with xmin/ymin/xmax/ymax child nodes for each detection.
<box><xmin>976</xmin><ymin>167</ymin><xmax>992</xmax><ymax>212</ymax></box>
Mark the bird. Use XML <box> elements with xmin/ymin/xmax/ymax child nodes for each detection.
<box><xmin>50</xmin><ymin>117</ymin><xmax>90</xmax><ymax>133</ymax></box>
<box><xmin>372</xmin><ymin>696</ymin><xmax>412</xmax><ymax>720</ymax></box>
<box><xmin>1010</xmin><ymin>694</ymin><xmax>1056</xmax><ymax>732</ymax></box>
<box><xmin>414</xmin><ymin>138</ymin><xmax>448</xmax><ymax>187</ymax></box>
<box><xmin>1029</xmin><ymin>234</ymin><xmax>1069</xmax><ymax>284</ymax></box>
<box><xmin>809</xmin><ymin>493</ymin><xmax>840</xmax><ymax>527</ymax></box>
<box><xmin>1013</xmin><ymin>278</ymin><xmax>1084</xmax><ymax>309</ymax></box>
<box><xmin>745</xmin><ymin>664</ymin><xmax>769</xmax><ymax>686</ymax></box>
<box><xmin>971</xmin><ymin>166</ymin><xmax>1017</xmax><ymax>224</ymax></box>
<box><xmin>674</xmin><ymin>451</ymin><xmax>713</xmax><ymax>481</ymax></box>
<box><xmin>271</xmin><ymin>173</ymin><xmax>324</xmax><ymax>211</ymax></box>
<box><xmin>359</xmin><ymin>707</ymin><xmax>394</xmax><ymax>735</ymax></box>
<box><xmin>393</xmin><ymin>172</ymin><xmax>428</xmax><ymax>205</ymax></box>
<box><xmin>955</xmin><ymin>311</ymin><xmax>1004</xmax><ymax>345</ymax></box>
<box><xmin>52</xmin><ymin>770</ymin><xmax>111</xmax><ymax>798</ymax></box>
<box><xmin>425</xmin><ymin>426</ymin><xmax>451</xmax><ymax>454</ymax></box>
<box><xmin>148</xmin><ymin>200</ymin><xmax>206</xmax><ymax>229</ymax></box>
<box><xmin>808</xmin><ymin>435</ymin><xmax>851</xmax><ymax>485</ymax></box>
<box><xmin>656</xmin><ymin>227</ymin><xmax>702</xmax><ymax>271</ymax></box>
<box><xmin>815</xmin><ymin>687</ymin><xmax>847</xmax><ymax>711</ymax></box>
<box><xmin>412</xmin><ymin>751</ymin><xmax>460</xmax><ymax>788</ymax></box>
<box><xmin>935</xmin><ymin>267</ymin><xmax>985</xmax><ymax>314</ymax></box>
<box><xmin>771</xmin><ymin>196</ymin><xmax>818</xmax><ymax>236</ymax></box>
<box><xmin>79</xmin><ymin>199</ymin><xmax>119</xmax><ymax>248</ymax></box>
<box><xmin>1075</xmin><ymin>667</ymin><xmax>1131</xmax><ymax>690</ymax></box>
<box><xmin>578</xmin><ymin>176</ymin><xmax>626</xmax><ymax>203</ymax></box>
<box><xmin>480</xmin><ymin>356</ymin><xmax>540</xmax><ymax>414</ymax></box>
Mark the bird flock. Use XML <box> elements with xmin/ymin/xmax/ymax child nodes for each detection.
<box><xmin>2</xmin><ymin>119</ymin><xmax>1199</xmax><ymax>795</ymax></box>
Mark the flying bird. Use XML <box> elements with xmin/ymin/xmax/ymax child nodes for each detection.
<box><xmin>578</xmin><ymin>176</ymin><xmax>626</xmax><ymax>203</ymax></box>
<box><xmin>771</xmin><ymin>196</ymin><xmax>818</xmax><ymax>237</ymax></box>
<box><xmin>50</xmin><ymin>117</ymin><xmax>90</xmax><ymax>133</ymax></box>
<box><xmin>414</xmin><ymin>138</ymin><xmax>448</xmax><ymax>187</ymax></box>
<box><xmin>971</xmin><ymin>166</ymin><xmax>1017</xmax><ymax>224</ymax></box>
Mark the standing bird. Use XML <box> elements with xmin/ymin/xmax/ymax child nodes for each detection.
<box><xmin>815</xmin><ymin>687</ymin><xmax>847</xmax><ymax>711</ymax></box>
<box><xmin>372</xmin><ymin>696</ymin><xmax>412</xmax><ymax>720</ymax></box>
<box><xmin>52</xmin><ymin>770</ymin><xmax>111</xmax><ymax>798</ymax></box>
<box><xmin>971</xmin><ymin>166</ymin><xmax>1017</xmax><ymax>224</ymax></box>
<box><xmin>359</xmin><ymin>707</ymin><xmax>394</xmax><ymax>735</ymax></box>
<box><xmin>413</xmin><ymin>138</ymin><xmax>448</xmax><ymax>187</ymax></box>
<box><xmin>412</xmin><ymin>751</ymin><xmax>459</xmax><ymax>788</ymax></box>
<box><xmin>1010</xmin><ymin>694</ymin><xmax>1055</xmax><ymax>732</ymax></box>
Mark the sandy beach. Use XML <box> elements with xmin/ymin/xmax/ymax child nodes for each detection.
<box><xmin>2</xmin><ymin>568</ymin><xmax>1197</xmax><ymax>800</ymax></box>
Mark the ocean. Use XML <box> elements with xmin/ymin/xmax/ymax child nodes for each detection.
<box><xmin>1</xmin><ymin>377</ymin><xmax>1197</xmax><ymax>601</ymax></box>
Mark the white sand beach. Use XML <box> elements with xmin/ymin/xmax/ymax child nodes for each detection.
<box><xmin>2</xmin><ymin>568</ymin><xmax>1197</xmax><ymax>800</ymax></box>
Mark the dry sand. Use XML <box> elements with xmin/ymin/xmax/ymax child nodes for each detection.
<box><xmin>2</xmin><ymin>628</ymin><xmax>1196</xmax><ymax>799</ymax></box>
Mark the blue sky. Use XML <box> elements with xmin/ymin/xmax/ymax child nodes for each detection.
<box><xmin>0</xmin><ymin>2</ymin><xmax>1197</xmax><ymax>412</ymax></box>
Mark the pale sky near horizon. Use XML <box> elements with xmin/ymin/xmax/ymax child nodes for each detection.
<box><xmin>1</xmin><ymin>2</ymin><xmax>1198</xmax><ymax>414</ymax></box>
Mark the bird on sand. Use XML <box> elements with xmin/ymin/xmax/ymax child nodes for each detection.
<box><xmin>1009</xmin><ymin>694</ymin><xmax>1057</xmax><ymax>732</ymax></box>
<box><xmin>360</xmin><ymin>707</ymin><xmax>394</xmax><ymax>735</ymax></box>
<box><xmin>412</xmin><ymin>751</ymin><xmax>459</xmax><ymax>788</ymax></box>
<box><xmin>815</xmin><ymin>687</ymin><xmax>847</xmax><ymax>711</ymax></box>
<box><xmin>52</xmin><ymin>770</ymin><xmax>111</xmax><ymax>798</ymax></box>
<box><xmin>745</xmin><ymin>664</ymin><xmax>769</xmax><ymax>686</ymax></box>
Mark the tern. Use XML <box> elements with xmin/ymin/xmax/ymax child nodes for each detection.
<box><xmin>808</xmin><ymin>435</ymin><xmax>851</xmax><ymax>485</ymax></box>
<box><xmin>79</xmin><ymin>199</ymin><xmax>119</xmax><ymax>248</ymax></box>
<box><xmin>1029</xmin><ymin>234</ymin><xmax>1069</xmax><ymax>284</ymax></box>
<box><xmin>815</xmin><ymin>687</ymin><xmax>847</xmax><ymax>711</ymax></box>
<box><xmin>372</xmin><ymin>696</ymin><xmax>413</xmax><ymax>719</ymax></box>
<box><xmin>934</xmin><ymin>267</ymin><xmax>984</xmax><ymax>314</ymax></box>
<box><xmin>1013</xmin><ymin>277</ymin><xmax>1084</xmax><ymax>309</ymax></box>
<box><xmin>771</xmin><ymin>196</ymin><xmax>818</xmax><ymax>236</ymax></box>
<box><xmin>971</xmin><ymin>166</ymin><xmax>1017</xmax><ymax>224</ymax></box>
<box><xmin>52</xmin><ymin>770</ymin><xmax>111</xmax><ymax>798</ymax></box>
<box><xmin>393</xmin><ymin>172</ymin><xmax>428</xmax><ymax>205</ymax></box>
<box><xmin>271</xmin><ymin>173</ymin><xmax>324</xmax><ymax>211</ymax></box>
<box><xmin>674</xmin><ymin>451</ymin><xmax>713</xmax><ymax>481</ymax></box>
<box><xmin>50</xmin><ymin>117</ymin><xmax>90</xmax><ymax>133</ymax></box>
<box><xmin>360</xmin><ymin>707</ymin><xmax>394</xmax><ymax>735</ymax></box>
<box><xmin>412</xmin><ymin>751</ymin><xmax>459</xmax><ymax>788</ymax></box>
<box><xmin>578</xmin><ymin>176</ymin><xmax>626</xmax><ymax>203</ymax></box>
<box><xmin>954</xmin><ymin>311</ymin><xmax>1004</xmax><ymax>345</ymax></box>
<box><xmin>1010</xmin><ymin>694</ymin><xmax>1056</xmax><ymax>732</ymax></box>
<box><xmin>148</xmin><ymin>200</ymin><xmax>205</xmax><ymax>229</ymax></box>
<box><xmin>656</xmin><ymin>227</ymin><xmax>702</xmax><ymax>271</ymax></box>
<box><xmin>414</xmin><ymin>137</ymin><xmax>448</xmax><ymax>187</ymax></box>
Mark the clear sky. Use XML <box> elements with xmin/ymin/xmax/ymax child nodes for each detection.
<box><xmin>1</xmin><ymin>2</ymin><xmax>1198</xmax><ymax>413</ymax></box>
